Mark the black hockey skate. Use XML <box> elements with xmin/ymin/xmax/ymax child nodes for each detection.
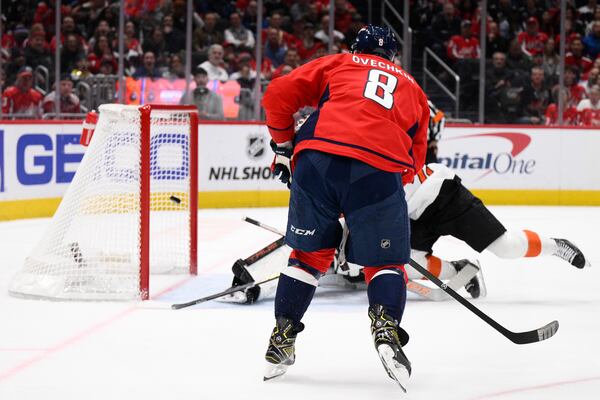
<box><xmin>451</xmin><ymin>259</ymin><xmax>487</xmax><ymax>299</ymax></box>
<box><xmin>369</xmin><ymin>305</ymin><xmax>411</xmax><ymax>392</ymax></box>
<box><xmin>552</xmin><ymin>238</ymin><xmax>591</xmax><ymax>269</ymax></box>
<box><xmin>264</xmin><ymin>317</ymin><xmax>304</xmax><ymax>381</ymax></box>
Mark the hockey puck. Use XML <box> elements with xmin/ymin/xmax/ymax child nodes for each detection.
<box><xmin>170</xmin><ymin>195</ymin><xmax>181</xmax><ymax>204</ymax></box>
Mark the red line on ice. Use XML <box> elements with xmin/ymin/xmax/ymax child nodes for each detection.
<box><xmin>471</xmin><ymin>375</ymin><xmax>600</xmax><ymax>399</ymax></box>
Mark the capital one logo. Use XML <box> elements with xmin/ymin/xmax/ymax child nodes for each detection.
<box><xmin>439</xmin><ymin>132</ymin><xmax>535</xmax><ymax>181</ymax></box>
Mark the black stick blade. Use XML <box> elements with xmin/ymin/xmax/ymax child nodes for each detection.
<box><xmin>510</xmin><ymin>320</ymin><xmax>560</xmax><ymax>345</ymax></box>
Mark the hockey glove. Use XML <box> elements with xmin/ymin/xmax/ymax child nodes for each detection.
<box><xmin>270</xmin><ymin>140</ymin><xmax>293</xmax><ymax>188</ymax></box>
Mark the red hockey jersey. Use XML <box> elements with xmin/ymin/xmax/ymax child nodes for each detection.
<box><xmin>2</xmin><ymin>86</ymin><xmax>43</xmax><ymax>117</ymax></box>
<box><xmin>262</xmin><ymin>53</ymin><xmax>429</xmax><ymax>178</ymax></box>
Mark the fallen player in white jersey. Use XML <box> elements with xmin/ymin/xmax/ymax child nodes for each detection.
<box><xmin>220</xmin><ymin>162</ymin><xmax>591</xmax><ymax>304</ymax></box>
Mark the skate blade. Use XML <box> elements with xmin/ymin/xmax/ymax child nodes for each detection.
<box><xmin>377</xmin><ymin>344</ymin><xmax>409</xmax><ymax>393</ymax></box>
<box><xmin>263</xmin><ymin>362</ymin><xmax>288</xmax><ymax>381</ymax></box>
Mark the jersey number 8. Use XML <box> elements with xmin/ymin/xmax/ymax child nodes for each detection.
<box><xmin>363</xmin><ymin>69</ymin><xmax>398</xmax><ymax>110</ymax></box>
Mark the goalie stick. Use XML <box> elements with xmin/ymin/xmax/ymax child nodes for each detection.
<box><xmin>171</xmin><ymin>276</ymin><xmax>279</xmax><ymax>310</ymax></box>
<box><xmin>244</xmin><ymin>216</ymin><xmax>559</xmax><ymax>345</ymax></box>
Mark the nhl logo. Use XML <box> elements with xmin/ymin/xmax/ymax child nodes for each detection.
<box><xmin>247</xmin><ymin>133</ymin><xmax>265</xmax><ymax>159</ymax></box>
<box><xmin>381</xmin><ymin>239</ymin><xmax>391</xmax><ymax>249</ymax></box>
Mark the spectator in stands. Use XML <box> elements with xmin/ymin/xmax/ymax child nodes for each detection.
<box><xmin>315</xmin><ymin>14</ymin><xmax>345</xmax><ymax>45</ymax></box>
<box><xmin>542</xmin><ymin>38</ymin><xmax>560</xmax><ymax>85</ymax></box>
<box><xmin>545</xmin><ymin>87</ymin><xmax>579</xmax><ymax>125</ymax></box>
<box><xmin>143</xmin><ymin>27</ymin><xmax>167</xmax><ymax>61</ymax></box>
<box><xmin>225</xmin><ymin>12</ymin><xmax>255</xmax><ymax>50</ymax></box>
<box><xmin>561</xmin><ymin>65</ymin><xmax>587</xmax><ymax>107</ymax></box>
<box><xmin>262</xmin><ymin>12</ymin><xmax>288</xmax><ymax>44</ymax></box>
<box><xmin>493</xmin><ymin>73</ymin><xmax>526</xmax><ymax>123</ymax></box>
<box><xmin>430</xmin><ymin>2</ymin><xmax>461</xmax><ymax>47</ymax></box>
<box><xmin>194</xmin><ymin>13</ymin><xmax>224</xmax><ymax>56</ymax></box>
<box><xmin>88</xmin><ymin>20</ymin><xmax>113</xmax><ymax>51</ymax></box>
<box><xmin>290</xmin><ymin>0</ymin><xmax>310</xmax><ymax>22</ymax></box>
<box><xmin>73</xmin><ymin>0</ymin><xmax>112</xmax><ymax>38</ymax></box>
<box><xmin>264</xmin><ymin>28</ymin><xmax>287</xmax><ymax>68</ymax></box>
<box><xmin>578</xmin><ymin>85</ymin><xmax>600</xmax><ymax>126</ymax></box>
<box><xmin>447</xmin><ymin>20</ymin><xmax>480</xmax><ymax>109</ymax></box>
<box><xmin>506</xmin><ymin>39</ymin><xmax>532</xmax><ymax>80</ymax></box>
<box><xmin>163</xmin><ymin>14</ymin><xmax>186</xmax><ymax>55</ymax></box>
<box><xmin>236</xmin><ymin>64</ymin><xmax>256</xmax><ymax>120</ymax></box>
<box><xmin>540</xmin><ymin>10</ymin><xmax>557</xmax><ymax>37</ymax></box>
<box><xmin>24</xmin><ymin>32</ymin><xmax>53</xmax><ymax>75</ymax></box>
<box><xmin>272</xmin><ymin>48</ymin><xmax>301</xmax><ymax>79</ymax></box>
<box><xmin>429</xmin><ymin>3</ymin><xmax>461</xmax><ymax>60</ymax></box>
<box><xmin>98</xmin><ymin>58</ymin><xmax>115</xmax><ymax>75</ymax></box>
<box><xmin>50</xmin><ymin>15</ymin><xmax>86</xmax><ymax>53</ymax></box>
<box><xmin>42</xmin><ymin>74</ymin><xmax>81</xmax><ymax>116</ymax></box>
<box><xmin>298</xmin><ymin>22</ymin><xmax>324</xmax><ymax>61</ymax></box>
<box><xmin>582</xmin><ymin>67</ymin><xmax>599</xmax><ymax>93</ymax></box>
<box><xmin>486</xmin><ymin>21</ymin><xmax>509</xmax><ymax>57</ymax></box>
<box><xmin>123</xmin><ymin>21</ymin><xmax>142</xmax><ymax>54</ymax></box>
<box><xmin>520</xmin><ymin>66</ymin><xmax>552</xmax><ymax>124</ymax></box>
<box><xmin>61</xmin><ymin>33</ymin><xmax>86</xmax><ymax>74</ymax></box>
<box><xmin>163</xmin><ymin>53</ymin><xmax>185</xmax><ymax>79</ymax></box>
<box><xmin>133</xmin><ymin>51</ymin><xmax>162</xmax><ymax>79</ymax></box>
<box><xmin>199</xmin><ymin>44</ymin><xmax>229</xmax><ymax>81</ymax></box>
<box><xmin>583</xmin><ymin>21</ymin><xmax>600</xmax><ymax>59</ymax></box>
<box><xmin>242</xmin><ymin>0</ymin><xmax>259</xmax><ymax>33</ymax></box>
<box><xmin>2</xmin><ymin>66</ymin><xmax>42</xmax><ymax>118</ymax></box>
<box><xmin>518</xmin><ymin>17</ymin><xmax>548</xmax><ymax>57</ymax></box>
<box><xmin>447</xmin><ymin>20</ymin><xmax>480</xmax><ymax>62</ymax></box>
<box><xmin>88</xmin><ymin>35</ymin><xmax>117</xmax><ymax>74</ymax></box>
<box><xmin>184</xmin><ymin>66</ymin><xmax>224</xmax><ymax>120</ymax></box>
<box><xmin>566</xmin><ymin>36</ymin><xmax>593</xmax><ymax>74</ymax></box>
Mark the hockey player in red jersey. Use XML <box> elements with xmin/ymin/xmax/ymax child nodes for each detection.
<box><xmin>261</xmin><ymin>25</ymin><xmax>429</xmax><ymax>391</ymax></box>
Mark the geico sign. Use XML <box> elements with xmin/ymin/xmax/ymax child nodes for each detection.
<box><xmin>16</xmin><ymin>133</ymin><xmax>84</xmax><ymax>185</ymax></box>
<box><xmin>16</xmin><ymin>132</ymin><xmax>190</xmax><ymax>186</ymax></box>
<box><xmin>438</xmin><ymin>132</ymin><xmax>536</xmax><ymax>179</ymax></box>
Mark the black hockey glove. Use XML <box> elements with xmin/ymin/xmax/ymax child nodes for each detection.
<box><xmin>270</xmin><ymin>140</ymin><xmax>293</xmax><ymax>188</ymax></box>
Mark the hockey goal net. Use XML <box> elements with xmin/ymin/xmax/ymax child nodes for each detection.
<box><xmin>9</xmin><ymin>104</ymin><xmax>198</xmax><ymax>300</ymax></box>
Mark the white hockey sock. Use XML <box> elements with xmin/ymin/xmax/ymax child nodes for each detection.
<box><xmin>486</xmin><ymin>230</ymin><xmax>556</xmax><ymax>259</ymax></box>
<box><xmin>407</xmin><ymin>250</ymin><xmax>457</xmax><ymax>280</ymax></box>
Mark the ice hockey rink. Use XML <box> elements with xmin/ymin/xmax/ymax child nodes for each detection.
<box><xmin>0</xmin><ymin>205</ymin><xmax>598</xmax><ymax>400</ymax></box>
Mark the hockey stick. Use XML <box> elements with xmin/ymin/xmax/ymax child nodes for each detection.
<box><xmin>231</xmin><ymin>236</ymin><xmax>286</xmax><ymax>273</ymax></box>
<box><xmin>244</xmin><ymin>216</ymin><xmax>559</xmax><ymax>344</ymax></box>
<box><xmin>243</xmin><ymin>216</ymin><xmax>461</xmax><ymax>301</ymax></box>
<box><xmin>408</xmin><ymin>259</ymin><xmax>559</xmax><ymax>344</ymax></box>
<box><xmin>171</xmin><ymin>276</ymin><xmax>280</xmax><ymax>310</ymax></box>
<box><xmin>243</xmin><ymin>216</ymin><xmax>284</xmax><ymax>236</ymax></box>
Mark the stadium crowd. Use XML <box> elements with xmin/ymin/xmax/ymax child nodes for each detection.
<box><xmin>1</xmin><ymin>0</ymin><xmax>600</xmax><ymax>126</ymax></box>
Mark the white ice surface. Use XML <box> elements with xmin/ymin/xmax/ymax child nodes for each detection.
<box><xmin>0</xmin><ymin>206</ymin><xmax>599</xmax><ymax>400</ymax></box>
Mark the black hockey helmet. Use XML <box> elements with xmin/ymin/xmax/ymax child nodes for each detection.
<box><xmin>351</xmin><ymin>24</ymin><xmax>398</xmax><ymax>61</ymax></box>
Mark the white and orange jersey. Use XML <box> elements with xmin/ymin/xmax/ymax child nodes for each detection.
<box><xmin>404</xmin><ymin>163</ymin><xmax>456</xmax><ymax>220</ymax></box>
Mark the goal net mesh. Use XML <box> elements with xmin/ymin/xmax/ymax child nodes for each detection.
<box><xmin>9</xmin><ymin>104</ymin><xmax>195</xmax><ymax>300</ymax></box>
